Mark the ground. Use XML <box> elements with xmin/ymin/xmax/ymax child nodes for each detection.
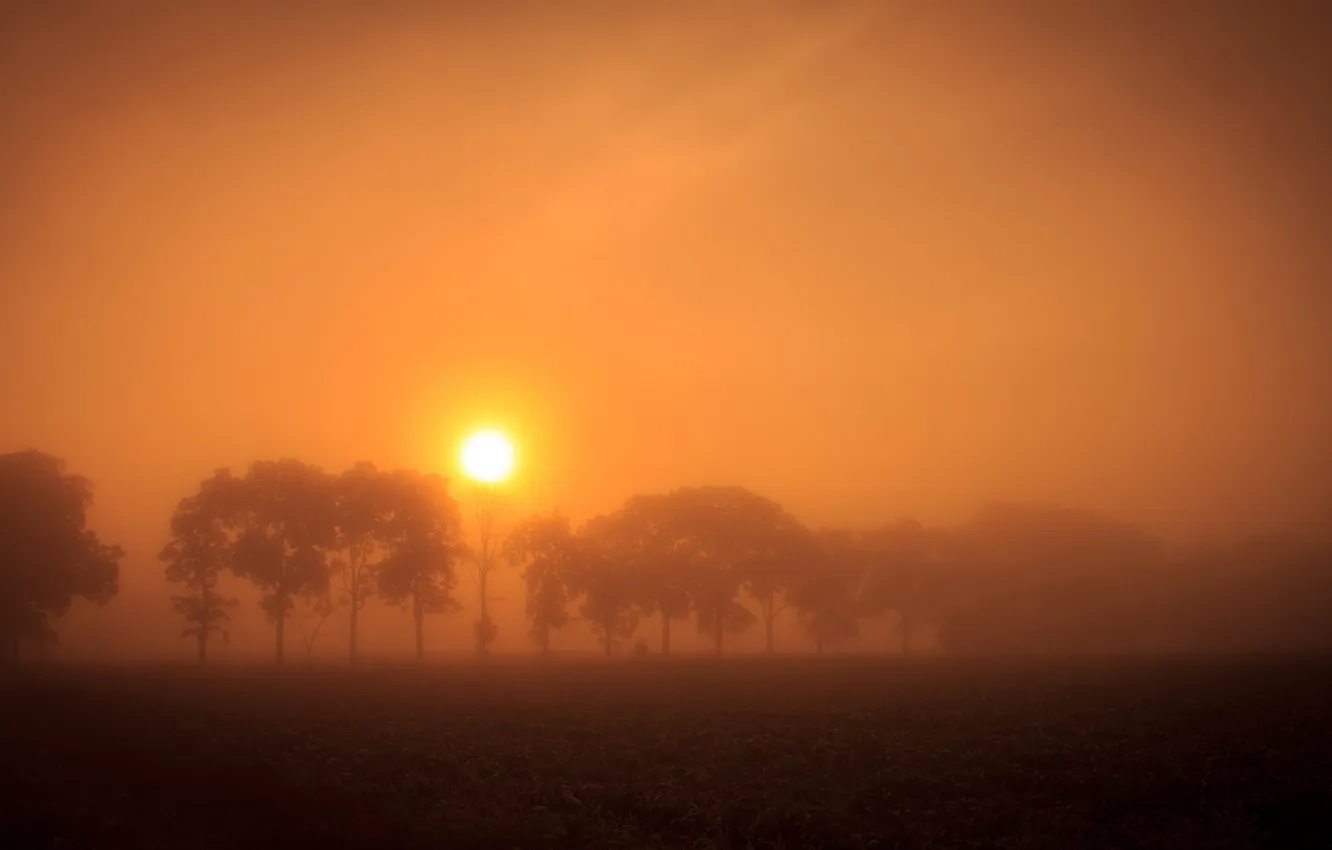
<box><xmin>2</xmin><ymin>657</ymin><xmax>1330</xmax><ymax>849</ymax></box>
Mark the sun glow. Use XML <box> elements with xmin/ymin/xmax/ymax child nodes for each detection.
<box><xmin>460</xmin><ymin>429</ymin><xmax>516</xmax><ymax>484</ymax></box>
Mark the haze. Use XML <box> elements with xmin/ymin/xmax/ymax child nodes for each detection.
<box><xmin>2</xmin><ymin>0</ymin><xmax>1329</xmax><ymax>660</ymax></box>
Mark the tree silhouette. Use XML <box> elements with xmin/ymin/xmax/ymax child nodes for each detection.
<box><xmin>505</xmin><ymin>513</ymin><xmax>577</xmax><ymax>654</ymax></box>
<box><xmin>195</xmin><ymin>461</ymin><xmax>336</xmax><ymax>663</ymax></box>
<box><xmin>579</xmin><ymin>515</ymin><xmax>643</xmax><ymax>656</ymax></box>
<box><xmin>295</xmin><ymin>590</ymin><xmax>338</xmax><ymax>660</ymax></box>
<box><xmin>376</xmin><ymin>470</ymin><xmax>465</xmax><ymax>661</ymax></box>
<box><xmin>936</xmin><ymin>504</ymin><xmax>1161</xmax><ymax>654</ymax></box>
<box><xmin>859</xmin><ymin>519</ymin><xmax>946</xmax><ymax>654</ymax></box>
<box><xmin>790</xmin><ymin>529</ymin><xmax>865</xmax><ymax>653</ymax></box>
<box><xmin>160</xmin><ymin>494</ymin><xmax>237</xmax><ymax>662</ymax></box>
<box><xmin>591</xmin><ymin>494</ymin><xmax>693</xmax><ymax>655</ymax></box>
<box><xmin>676</xmin><ymin>486</ymin><xmax>815</xmax><ymax>653</ymax></box>
<box><xmin>331</xmin><ymin>462</ymin><xmax>395</xmax><ymax>662</ymax></box>
<box><xmin>0</xmin><ymin>450</ymin><xmax>122</xmax><ymax>661</ymax></box>
<box><xmin>739</xmin><ymin>512</ymin><xmax>814</xmax><ymax>654</ymax></box>
<box><xmin>464</xmin><ymin>485</ymin><xmax>506</xmax><ymax>656</ymax></box>
<box><xmin>665</xmin><ymin>486</ymin><xmax>805</xmax><ymax>655</ymax></box>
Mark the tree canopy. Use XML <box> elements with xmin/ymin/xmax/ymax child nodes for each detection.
<box><xmin>0</xmin><ymin>450</ymin><xmax>122</xmax><ymax>661</ymax></box>
<box><xmin>160</xmin><ymin>494</ymin><xmax>237</xmax><ymax>662</ymax></box>
<box><xmin>376</xmin><ymin>469</ymin><xmax>466</xmax><ymax>660</ymax></box>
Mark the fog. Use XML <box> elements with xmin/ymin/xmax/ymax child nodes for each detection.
<box><xmin>2</xmin><ymin>0</ymin><xmax>1329</xmax><ymax>661</ymax></box>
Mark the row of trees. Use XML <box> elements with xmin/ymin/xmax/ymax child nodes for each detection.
<box><xmin>160</xmin><ymin>459</ymin><xmax>1332</xmax><ymax>661</ymax></box>
<box><xmin>4</xmin><ymin>449</ymin><xmax>1331</xmax><ymax>662</ymax></box>
<box><xmin>161</xmin><ymin>466</ymin><xmax>949</xmax><ymax>661</ymax></box>
<box><xmin>160</xmin><ymin>460</ymin><xmax>467</xmax><ymax>662</ymax></box>
<box><xmin>505</xmin><ymin>495</ymin><xmax>1159</xmax><ymax>657</ymax></box>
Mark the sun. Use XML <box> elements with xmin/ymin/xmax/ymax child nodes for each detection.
<box><xmin>459</xmin><ymin>429</ymin><xmax>515</xmax><ymax>484</ymax></box>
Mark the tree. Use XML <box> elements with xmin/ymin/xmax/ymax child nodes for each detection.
<box><xmin>504</xmin><ymin>513</ymin><xmax>577</xmax><ymax>654</ymax></box>
<box><xmin>662</xmin><ymin>486</ymin><xmax>805</xmax><ymax>654</ymax></box>
<box><xmin>331</xmin><ymin>462</ymin><xmax>395</xmax><ymax>662</ymax></box>
<box><xmin>935</xmin><ymin>503</ymin><xmax>1160</xmax><ymax>654</ymax></box>
<box><xmin>377</xmin><ymin>470</ymin><xmax>465</xmax><ymax>661</ymax></box>
<box><xmin>859</xmin><ymin>519</ymin><xmax>945</xmax><ymax>654</ymax></box>
<box><xmin>578</xmin><ymin>516</ymin><xmax>642</xmax><ymax>656</ymax></box>
<box><xmin>196</xmin><ymin>460</ymin><xmax>336</xmax><ymax>663</ymax></box>
<box><xmin>596</xmin><ymin>494</ymin><xmax>694</xmax><ymax>655</ymax></box>
<box><xmin>789</xmin><ymin>529</ymin><xmax>865</xmax><ymax>653</ymax></box>
<box><xmin>738</xmin><ymin>509</ymin><xmax>814</xmax><ymax>654</ymax></box>
<box><xmin>464</xmin><ymin>485</ymin><xmax>506</xmax><ymax>655</ymax></box>
<box><xmin>578</xmin><ymin>566</ymin><xmax>640</xmax><ymax>657</ymax></box>
<box><xmin>0</xmin><ymin>450</ymin><xmax>122</xmax><ymax>661</ymax></box>
<box><xmin>160</xmin><ymin>494</ymin><xmax>237</xmax><ymax>662</ymax></box>
<box><xmin>294</xmin><ymin>590</ymin><xmax>339</xmax><ymax>660</ymax></box>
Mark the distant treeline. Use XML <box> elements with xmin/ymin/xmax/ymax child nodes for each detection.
<box><xmin>3</xmin><ymin>449</ymin><xmax>1331</xmax><ymax>662</ymax></box>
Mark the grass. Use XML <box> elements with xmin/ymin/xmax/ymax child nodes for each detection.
<box><xmin>3</xmin><ymin>656</ymin><xmax>1330</xmax><ymax>849</ymax></box>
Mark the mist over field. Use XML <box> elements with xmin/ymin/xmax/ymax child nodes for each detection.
<box><xmin>3</xmin><ymin>0</ymin><xmax>1330</xmax><ymax>663</ymax></box>
<box><xmin>3</xmin><ymin>2</ymin><xmax>1331</xmax><ymax>847</ymax></box>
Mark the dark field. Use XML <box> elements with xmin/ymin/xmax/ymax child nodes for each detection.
<box><xmin>3</xmin><ymin>658</ymin><xmax>1330</xmax><ymax>849</ymax></box>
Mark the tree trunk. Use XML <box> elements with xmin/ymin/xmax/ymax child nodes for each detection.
<box><xmin>197</xmin><ymin>633</ymin><xmax>207</xmax><ymax>663</ymax></box>
<box><xmin>714</xmin><ymin>608</ymin><xmax>724</xmax><ymax>656</ymax></box>
<box><xmin>661</xmin><ymin>615</ymin><xmax>671</xmax><ymax>656</ymax></box>
<box><xmin>900</xmin><ymin>611</ymin><xmax>913</xmax><ymax>655</ymax></box>
<box><xmin>275</xmin><ymin>597</ymin><xmax>286</xmax><ymax>664</ymax></box>
<box><xmin>414</xmin><ymin>597</ymin><xmax>425</xmax><ymax>661</ymax></box>
<box><xmin>764</xmin><ymin>615</ymin><xmax>775</xmax><ymax>654</ymax></box>
<box><xmin>476</xmin><ymin>572</ymin><xmax>490</xmax><ymax>656</ymax></box>
<box><xmin>604</xmin><ymin>629</ymin><xmax>613</xmax><ymax>658</ymax></box>
<box><xmin>348</xmin><ymin>551</ymin><xmax>362</xmax><ymax>663</ymax></box>
<box><xmin>816</xmin><ymin>633</ymin><xmax>825</xmax><ymax>654</ymax></box>
<box><xmin>349</xmin><ymin>590</ymin><xmax>360</xmax><ymax>663</ymax></box>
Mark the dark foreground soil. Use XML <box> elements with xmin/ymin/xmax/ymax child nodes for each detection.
<box><xmin>2</xmin><ymin>657</ymin><xmax>1330</xmax><ymax>849</ymax></box>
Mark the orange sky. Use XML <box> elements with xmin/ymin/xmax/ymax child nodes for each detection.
<box><xmin>3</xmin><ymin>1</ymin><xmax>1329</xmax><ymax>658</ymax></box>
